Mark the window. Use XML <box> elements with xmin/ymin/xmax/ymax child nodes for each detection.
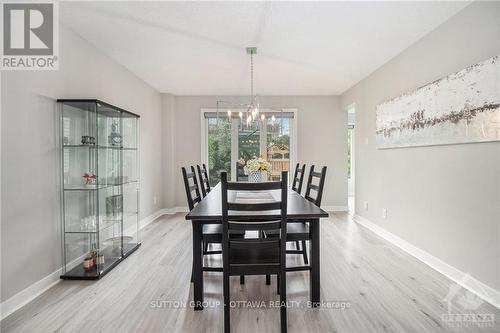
<box><xmin>266</xmin><ymin>118</ymin><xmax>290</xmax><ymax>181</ymax></box>
<box><xmin>207</xmin><ymin>117</ymin><xmax>232</xmax><ymax>185</ymax></box>
<box><xmin>202</xmin><ymin>109</ymin><xmax>296</xmax><ymax>184</ymax></box>
<box><xmin>238</xmin><ymin>122</ymin><xmax>260</xmax><ymax>162</ymax></box>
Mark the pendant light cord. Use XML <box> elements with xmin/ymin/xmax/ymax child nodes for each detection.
<box><xmin>250</xmin><ymin>52</ymin><xmax>254</xmax><ymax>106</ymax></box>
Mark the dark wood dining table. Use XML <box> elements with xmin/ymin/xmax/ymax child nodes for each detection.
<box><xmin>185</xmin><ymin>182</ymin><xmax>329</xmax><ymax>310</ymax></box>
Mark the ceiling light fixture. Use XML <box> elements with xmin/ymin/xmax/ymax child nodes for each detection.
<box><xmin>214</xmin><ymin>47</ymin><xmax>285</xmax><ymax>132</ymax></box>
<box><xmin>245</xmin><ymin>46</ymin><xmax>259</xmax><ymax>126</ymax></box>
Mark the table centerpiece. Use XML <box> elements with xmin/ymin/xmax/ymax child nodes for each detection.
<box><xmin>243</xmin><ymin>156</ymin><xmax>271</xmax><ymax>182</ymax></box>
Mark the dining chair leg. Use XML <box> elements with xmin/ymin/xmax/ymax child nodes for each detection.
<box><xmin>277</xmin><ymin>274</ymin><xmax>280</xmax><ymax>295</ymax></box>
<box><xmin>203</xmin><ymin>241</ymin><xmax>208</xmax><ymax>254</ymax></box>
<box><xmin>295</xmin><ymin>241</ymin><xmax>300</xmax><ymax>250</ymax></box>
<box><xmin>223</xmin><ymin>273</ymin><xmax>230</xmax><ymax>333</ymax></box>
<box><xmin>265</xmin><ymin>275</ymin><xmax>271</xmax><ymax>285</ymax></box>
<box><xmin>280</xmin><ymin>270</ymin><xmax>287</xmax><ymax>333</ymax></box>
<box><xmin>192</xmin><ymin>223</ymin><xmax>204</xmax><ymax>310</ymax></box>
<box><xmin>240</xmin><ymin>275</ymin><xmax>245</xmax><ymax>284</ymax></box>
<box><xmin>301</xmin><ymin>240</ymin><xmax>308</xmax><ymax>265</ymax></box>
<box><xmin>310</xmin><ymin>219</ymin><xmax>320</xmax><ymax>307</ymax></box>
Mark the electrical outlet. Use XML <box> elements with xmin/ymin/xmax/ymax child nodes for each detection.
<box><xmin>153</xmin><ymin>196</ymin><xmax>157</xmax><ymax>205</ymax></box>
<box><xmin>364</xmin><ymin>201</ymin><xmax>368</xmax><ymax>211</ymax></box>
<box><xmin>382</xmin><ymin>208</ymin><xmax>388</xmax><ymax>219</ymax></box>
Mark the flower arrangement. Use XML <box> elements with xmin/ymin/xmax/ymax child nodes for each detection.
<box><xmin>243</xmin><ymin>156</ymin><xmax>271</xmax><ymax>175</ymax></box>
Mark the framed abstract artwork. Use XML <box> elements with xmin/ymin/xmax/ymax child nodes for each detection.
<box><xmin>376</xmin><ymin>55</ymin><xmax>500</xmax><ymax>148</ymax></box>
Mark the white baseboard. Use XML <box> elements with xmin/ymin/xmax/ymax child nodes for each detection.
<box><xmin>353</xmin><ymin>214</ymin><xmax>500</xmax><ymax>310</ymax></box>
<box><xmin>0</xmin><ymin>208</ymin><xmax>172</xmax><ymax>321</ymax></box>
<box><xmin>139</xmin><ymin>209</ymin><xmax>169</xmax><ymax>229</ymax></box>
<box><xmin>163</xmin><ymin>206</ymin><xmax>189</xmax><ymax>214</ymax></box>
<box><xmin>0</xmin><ymin>268</ymin><xmax>61</xmax><ymax>322</ymax></box>
<box><xmin>322</xmin><ymin>205</ymin><xmax>348</xmax><ymax>212</ymax></box>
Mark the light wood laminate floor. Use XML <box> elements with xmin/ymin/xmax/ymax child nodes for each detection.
<box><xmin>2</xmin><ymin>211</ymin><xmax>499</xmax><ymax>332</ymax></box>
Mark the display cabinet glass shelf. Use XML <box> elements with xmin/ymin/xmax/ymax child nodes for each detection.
<box><xmin>58</xmin><ymin>99</ymin><xmax>140</xmax><ymax>280</ymax></box>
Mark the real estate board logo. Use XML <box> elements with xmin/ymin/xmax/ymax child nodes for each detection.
<box><xmin>1</xmin><ymin>1</ymin><xmax>58</xmax><ymax>70</ymax></box>
<box><xmin>441</xmin><ymin>274</ymin><xmax>495</xmax><ymax>329</ymax></box>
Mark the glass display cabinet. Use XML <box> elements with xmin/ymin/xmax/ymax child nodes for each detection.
<box><xmin>58</xmin><ymin>99</ymin><xmax>140</xmax><ymax>279</ymax></box>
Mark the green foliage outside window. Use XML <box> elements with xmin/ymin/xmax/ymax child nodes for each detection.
<box><xmin>206</xmin><ymin>117</ymin><xmax>292</xmax><ymax>185</ymax></box>
<box><xmin>267</xmin><ymin>120</ymin><xmax>290</xmax><ymax>151</ymax></box>
<box><xmin>207</xmin><ymin>118</ymin><xmax>231</xmax><ymax>185</ymax></box>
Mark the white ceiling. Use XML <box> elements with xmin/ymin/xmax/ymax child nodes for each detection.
<box><xmin>61</xmin><ymin>1</ymin><xmax>470</xmax><ymax>95</ymax></box>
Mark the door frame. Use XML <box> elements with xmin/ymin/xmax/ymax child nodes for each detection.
<box><xmin>347</xmin><ymin>103</ymin><xmax>355</xmax><ymax>196</ymax></box>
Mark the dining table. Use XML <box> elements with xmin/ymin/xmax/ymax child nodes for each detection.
<box><xmin>185</xmin><ymin>182</ymin><xmax>329</xmax><ymax>310</ymax></box>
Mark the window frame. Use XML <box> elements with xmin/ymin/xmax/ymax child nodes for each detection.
<box><xmin>200</xmin><ymin>108</ymin><xmax>298</xmax><ymax>182</ymax></box>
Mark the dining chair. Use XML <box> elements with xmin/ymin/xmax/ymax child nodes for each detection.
<box><xmin>196</xmin><ymin>164</ymin><xmax>211</xmax><ymax>198</ymax></box>
<box><xmin>265</xmin><ymin>165</ymin><xmax>327</xmax><ymax>266</ymax></box>
<box><xmin>304</xmin><ymin>165</ymin><xmax>327</xmax><ymax>207</ymax></box>
<box><xmin>221</xmin><ymin>171</ymin><xmax>288</xmax><ymax>333</ymax></box>
<box><xmin>182</xmin><ymin>166</ymin><xmax>202</xmax><ymax>210</ymax></box>
<box><xmin>288</xmin><ymin>165</ymin><xmax>327</xmax><ymax>263</ymax></box>
<box><xmin>291</xmin><ymin>163</ymin><xmax>306</xmax><ymax>195</ymax></box>
<box><xmin>182</xmin><ymin>166</ymin><xmax>245</xmax><ymax>283</ymax></box>
<box><xmin>182</xmin><ymin>166</ymin><xmax>222</xmax><ymax>282</ymax></box>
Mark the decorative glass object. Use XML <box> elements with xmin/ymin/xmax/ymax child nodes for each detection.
<box><xmin>108</xmin><ymin>121</ymin><xmax>122</xmax><ymax>146</ymax></box>
<box><xmin>58</xmin><ymin>99</ymin><xmax>140</xmax><ymax>280</ymax></box>
<box><xmin>249</xmin><ymin>170</ymin><xmax>268</xmax><ymax>182</ymax></box>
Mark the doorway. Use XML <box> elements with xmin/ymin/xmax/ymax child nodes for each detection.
<box><xmin>347</xmin><ymin>104</ymin><xmax>355</xmax><ymax>211</ymax></box>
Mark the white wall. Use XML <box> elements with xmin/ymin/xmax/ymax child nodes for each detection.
<box><xmin>340</xmin><ymin>1</ymin><xmax>500</xmax><ymax>291</ymax></box>
<box><xmin>161</xmin><ymin>93</ymin><xmax>176</xmax><ymax>209</ymax></box>
<box><xmin>1</xmin><ymin>24</ymin><xmax>163</xmax><ymax>302</ymax></box>
<box><xmin>164</xmin><ymin>95</ymin><xmax>347</xmax><ymax>209</ymax></box>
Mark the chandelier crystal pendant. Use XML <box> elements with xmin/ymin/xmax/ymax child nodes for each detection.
<box><xmin>246</xmin><ymin>46</ymin><xmax>259</xmax><ymax>126</ymax></box>
<box><xmin>215</xmin><ymin>47</ymin><xmax>284</xmax><ymax>133</ymax></box>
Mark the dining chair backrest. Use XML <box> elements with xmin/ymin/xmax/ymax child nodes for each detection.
<box><xmin>304</xmin><ymin>165</ymin><xmax>327</xmax><ymax>207</ymax></box>
<box><xmin>221</xmin><ymin>171</ymin><xmax>288</xmax><ymax>233</ymax></box>
<box><xmin>197</xmin><ymin>164</ymin><xmax>211</xmax><ymax>197</ymax></box>
<box><xmin>291</xmin><ymin>163</ymin><xmax>306</xmax><ymax>195</ymax></box>
<box><xmin>221</xmin><ymin>171</ymin><xmax>288</xmax><ymax>271</ymax></box>
<box><xmin>182</xmin><ymin>166</ymin><xmax>202</xmax><ymax>211</ymax></box>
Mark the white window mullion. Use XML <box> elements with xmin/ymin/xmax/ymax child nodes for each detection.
<box><xmin>260</xmin><ymin>120</ymin><xmax>267</xmax><ymax>158</ymax></box>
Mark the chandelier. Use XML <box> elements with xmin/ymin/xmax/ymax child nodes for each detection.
<box><xmin>215</xmin><ymin>47</ymin><xmax>282</xmax><ymax>129</ymax></box>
